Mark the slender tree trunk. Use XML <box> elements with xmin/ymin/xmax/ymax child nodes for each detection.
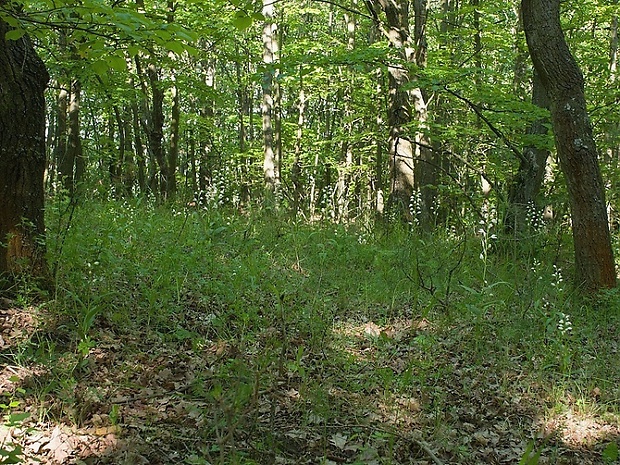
<box><xmin>67</xmin><ymin>79</ymin><xmax>85</xmax><ymax>196</ymax></box>
<box><xmin>131</xmin><ymin>100</ymin><xmax>147</xmax><ymax>195</ymax></box>
<box><xmin>53</xmin><ymin>85</ymin><xmax>68</xmax><ymax>191</ymax></box>
<box><xmin>411</xmin><ymin>0</ymin><xmax>435</xmax><ymax>230</ymax></box>
<box><xmin>146</xmin><ymin>63</ymin><xmax>167</xmax><ymax>200</ymax></box>
<box><xmin>56</xmin><ymin>77</ymin><xmax>85</xmax><ymax>199</ymax></box>
<box><xmin>168</xmin><ymin>83</ymin><xmax>180</xmax><ymax>199</ymax></box>
<box><xmin>293</xmin><ymin>66</ymin><xmax>306</xmax><ymax>217</ymax></box>
<box><xmin>167</xmin><ymin>0</ymin><xmax>178</xmax><ymax>199</ymax></box>
<box><xmin>235</xmin><ymin>42</ymin><xmax>251</xmax><ymax>206</ymax></box>
<box><xmin>122</xmin><ymin>108</ymin><xmax>135</xmax><ymax>195</ymax></box>
<box><xmin>199</xmin><ymin>58</ymin><xmax>216</xmax><ymax>197</ymax></box>
<box><xmin>606</xmin><ymin>14</ymin><xmax>618</xmax><ymax>163</ymax></box>
<box><xmin>522</xmin><ymin>0</ymin><xmax>617</xmax><ymax>290</ymax></box>
<box><xmin>336</xmin><ymin>4</ymin><xmax>357</xmax><ymax>221</ymax></box>
<box><xmin>367</xmin><ymin>0</ymin><xmax>430</xmax><ymax>221</ymax></box>
<box><xmin>506</xmin><ymin>69</ymin><xmax>550</xmax><ymax>233</ymax></box>
<box><xmin>110</xmin><ymin>105</ymin><xmax>126</xmax><ymax>194</ymax></box>
<box><xmin>262</xmin><ymin>0</ymin><xmax>278</xmax><ymax>196</ymax></box>
<box><xmin>0</xmin><ymin>15</ymin><xmax>50</xmax><ymax>285</ymax></box>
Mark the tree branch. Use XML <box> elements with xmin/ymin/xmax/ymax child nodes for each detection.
<box><xmin>444</xmin><ymin>85</ymin><xmax>528</xmax><ymax>165</ymax></box>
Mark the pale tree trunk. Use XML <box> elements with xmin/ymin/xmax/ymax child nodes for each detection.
<box><xmin>292</xmin><ymin>66</ymin><xmax>305</xmax><ymax>217</ymax></box>
<box><xmin>199</xmin><ymin>58</ymin><xmax>216</xmax><ymax>196</ymax></box>
<box><xmin>235</xmin><ymin>41</ymin><xmax>251</xmax><ymax>206</ymax></box>
<box><xmin>373</xmin><ymin>57</ymin><xmax>385</xmax><ymax>218</ymax></box>
<box><xmin>376</xmin><ymin>0</ymin><xmax>414</xmax><ymax>215</ymax></box>
<box><xmin>522</xmin><ymin>0</ymin><xmax>617</xmax><ymax>290</ymax></box>
<box><xmin>0</xmin><ymin>14</ymin><xmax>50</xmax><ymax>285</ymax></box>
<box><xmin>411</xmin><ymin>0</ymin><xmax>435</xmax><ymax>230</ymax></box>
<box><xmin>606</xmin><ymin>15</ymin><xmax>618</xmax><ymax>163</ymax></box>
<box><xmin>366</xmin><ymin>0</ymin><xmax>430</xmax><ymax>221</ymax></box>
<box><xmin>606</xmin><ymin>14</ymin><xmax>619</xmax><ymax>228</ymax></box>
<box><xmin>336</xmin><ymin>2</ymin><xmax>357</xmax><ymax>221</ymax></box>
<box><xmin>611</xmin><ymin>15</ymin><xmax>618</xmax><ymax>81</ymax></box>
<box><xmin>126</xmin><ymin>57</ymin><xmax>147</xmax><ymax>195</ymax></box>
<box><xmin>167</xmin><ymin>0</ymin><xmax>179</xmax><ymax>199</ymax></box>
<box><xmin>262</xmin><ymin>0</ymin><xmax>279</xmax><ymax>196</ymax></box>
<box><xmin>168</xmin><ymin>78</ymin><xmax>180</xmax><ymax>199</ymax></box>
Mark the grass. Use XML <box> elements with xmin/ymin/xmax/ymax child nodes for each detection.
<box><xmin>0</xmin><ymin>198</ymin><xmax>619</xmax><ymax>464</ymax></box>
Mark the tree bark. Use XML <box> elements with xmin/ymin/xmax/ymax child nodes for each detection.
<box><xmin>411</xmin><ymin>0</ymin><xmax>435</xmax><ymax>230</ymax></box>
<box><xmin>262</xmin><ymin>0</ymin><xmax>278</xmax><ymax>196</ymax></box>
<box><xmin>0</xmin><ymin>15</ymin><xmax>50</xmax><ymax>285</ymax></box>
<box><xmin>522</xmin><ymin>0</ymin><xmax>617</xmax><ymax>290</ymax></box>
<box><xmin>64</xmin><ymin>79</ymin><xmax>84</xmax><ymax>197</ymax></box>
<box><xmin>506</xmin><ymin>69</ymin><xmax>550</xmax><ymax>233</ymax></box>
<box><xmin>336</xmin><ymin>4</ymin><xmax>357</xmax><ymax>221</ymax></box>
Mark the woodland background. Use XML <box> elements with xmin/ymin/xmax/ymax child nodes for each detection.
<box><xmin>0</xmin><ymin>0</ymin><xmax>619</xmax><ymax>464</ymax></box>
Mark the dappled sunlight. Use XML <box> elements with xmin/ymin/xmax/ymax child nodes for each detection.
<box><xmin>540</xmin><ymin>408</ymin><xmax>620</xmax><ymax>448</ymax></box>
<box><xmin>331</xmin><ymin>317</ymin><xmax>433</xmax><ymax>362</ymax></box>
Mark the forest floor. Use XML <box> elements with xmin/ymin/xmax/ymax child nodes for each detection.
<box><xmin>1</xmin><ymin>201</ymin><xmax>619</xmax><ymax>464</ymax></box>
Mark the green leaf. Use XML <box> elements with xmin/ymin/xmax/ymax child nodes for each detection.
<box><xmin>91</xmin><ymin>59</ymin><xmax>109</xmax><ymax>76</ymax></box>
<box><xmin>4</xmin><ymin>29</ymin><xmax>25</xmax><ymax>41</ymax></box>
<box><xmin>165</xmin><ymin>41</ymin><xmax>185</xmax><ymax>56</ymax></box>
<box><xmin>232</xmin><ymin>12</ymin><xmax>253</xmax><ymax>31</ymax></box>
<box><xmin>107</xmin><ymin>54</ymin><xmax>127</xmax><ymax>72</ymax></box>
<box><xmin>602</xmin><ymin>442</ymin><xmax>619</xmax><ymax>462</ymax></box>
<box><xmin>6</xmin><ymin>412</ymin><xmax>29</xmax><ymax>427</ymax></box>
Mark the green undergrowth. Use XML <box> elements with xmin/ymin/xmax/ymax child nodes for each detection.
<box><xmin>3</xmin><ymin>198</ymin><xmax>619</xmax><ymax>464</ymax></box>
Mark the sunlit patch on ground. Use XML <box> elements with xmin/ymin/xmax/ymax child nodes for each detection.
<box><xmin>541</xmin><ymin>409</ymin><xmax>620</xmax><ymax>448</ymax></box>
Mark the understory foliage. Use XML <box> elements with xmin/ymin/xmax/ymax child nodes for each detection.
<box><xmin>0</xmin><ymin>199</ymin><xmax>618</xmax><ymax>464</ymax></box>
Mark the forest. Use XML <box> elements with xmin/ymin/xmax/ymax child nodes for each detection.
<box><xmin>0</xmin><ymin>0</ymin><xmax>619</xmax><ymax>463</ymax></box>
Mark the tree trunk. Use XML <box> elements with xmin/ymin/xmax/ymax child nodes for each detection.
<box><xmin>506</xmin><ymin>69</ymin><xmax>550</xmax><ymax>233</ymax></box>
<box><xmin>522</xmin><ymin>0</ymin><xmax>617</xmax><ymax>290</ymax></box>
<box><xmin>411</xmin><ymin>0</ymin><xmax>435</xmax><ymax>230</ymax></box>
<box><xmin>168</xmin><ymin>83</ymin><xmax>180</xmax><ymax>199</ymax></box>
<box><xmin>367</xmin><ymin>0</ymin><xmax>430</xmax><ymax>221</ymax></box>
<box><xmin>146</xmin><ymin>63</ymin><xmax>167</xmax><ymax>200</ymax></box>
<box><xmin>336</xmin><ymin>4</ymin><xmax>357</xmax><ymax>221</ymax></box>
<box><xmin>166</xmin><ymin>0</ymin><xmax>178</xmax><ymax>199</ymax></box>
<box><xmin>292</xmin><ymin>66</ymin><xmax>306</xmax><ymax>217</ymax></box>
<box><xmin>66</xmin><ymin>79</ymin><xmax>84</xmax><ymax>197</ymax></box>
<box><xmin>262</xmin><ymin>0</ymin><xmax>278</xmax><ymax>196</ymax></box>
<box><xmin>0</xmin><ymin>16</ymin><xmax>50</xmax><ymax>285</ymax></box>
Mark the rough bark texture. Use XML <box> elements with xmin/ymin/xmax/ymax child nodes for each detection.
<box><xmin>63</xmin><ymin>79</ymin><xmax>84</xmax><ymax>197</ymax></box>
<box><xmin>411</xmin><ymin>0</ymin><xmax>435</xmax><ymax>230</ymax></box>
<box><xmin>522</xmin><ymin>0</ymin><xmax>617</xmax><ymax>290</ymax></box>
<box><xmin>146</xmin><ymin>63</ymin><xmax>167</xmax><ymax>199</ymax></box>
<box><xmin>0</xmin><ymin>16</ymin><xmax>50</xmax><ymax>286</ymax></box>
<box><xmin>262</xmin><ymin>0</ymin><xmax>278</xmax><ymax>195</ymax></box>
<box><xmin>366</xmin><ymin>0</ymin><xmax>415</xmax><ymax>217</ymax></box>
<box><xmin>506</xmin><ymin>69</ymin><xmax>550</xmax><ymax>233</ymax></box>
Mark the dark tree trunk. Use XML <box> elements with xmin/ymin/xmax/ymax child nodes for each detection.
<box><xmin>506</xmin><ymin>69</ymin><xmax>550</xmax><ymax>233</ymax></box>
<box><xmin>64</xmin><ymin>79</ymin><xmax>84</xmax><ymax>197</ymax></box>
<box><xmin>146</xmin><ymin>64</ymin><xmax>167</xmax><ymax>200</ymax></box>
<box><xmin>0</xmin><ymin>16</ymin><xmax>50</xmax><ymax>286</ymax></box>
<box><xmin>522</xmin><ymin>0</ymin><xmax>617</xmax><ymax>290</ymax></box>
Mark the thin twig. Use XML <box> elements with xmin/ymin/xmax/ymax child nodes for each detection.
<box><xmin>444</xmin><ymin>85</ymin><xmax>528</xmax><ymax>165</ymax></box>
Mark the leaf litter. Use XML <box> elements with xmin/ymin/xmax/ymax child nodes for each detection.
<box><xmin>0</xmin><ymin>296</ymin><xmax>618</xmax><ymax>465</ymax></box>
